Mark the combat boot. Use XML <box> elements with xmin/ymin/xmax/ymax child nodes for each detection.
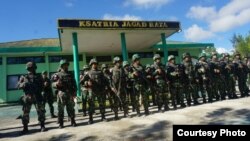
<box><xmin>203</xmin><ymin>97</ymin><xmax>207</xmax><ymax>103</ymax></box>
<box><xmin>21</xmin><ymin>124</ymin><xmax>28</xmax><ymax>134</ymax></box>
<box><xmin>58</xmin><ymin>119</ymin><xmax>64</xmax><ymax>129</ymax></box>
<box><xmin>180</xmin><ymin>103</ymin><xmax>186</xmax><ymax>108</ymax></box>
<box><xmin>193</xmin><ymin>100</ymin><xmax>199</xmax><ymax>105</ymax></box>
<box><xmin>51</xmin><ymin>114</ymin><xmax>57</xmax><ymax>118</ymax></box>
<box><xmin>101</xmin><ymin>114</ymin><xmax>107</xmax><ymax>122</ymax></box>
<box><xmin>144</xmin><ymin>107</ymin><xmax>150</xmax><ymax>116</ymax></box>
<box><xmin>40</xmin><ymin>121</ymin><xmax>46</xmax><ymax>132</ymax></box>
<box><xmin>164</xmin><ymin>106</ymin><xmax>170</xmax><ymax>111</ymax></box>
<box><xmin>88</xmin><ymin>114</ymin><xmax>94</xmax><ymax>124</ymax></box>
<box><xmin>71</xmin><ymin>118</ymin><xmax>77</xmax><ymax>127</ymax></box>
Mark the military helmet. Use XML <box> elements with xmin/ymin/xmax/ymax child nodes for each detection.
<box><xmin>59</xmin><ymin>59</ymin><xmax>69</xmax><ymax>67</ymax></box>
<box><xmin>89</xmin><ymin>58</ymin><xmax>98</xmax><ymax>66</ymax></box>
<box><xmin>198</xmin><ymin>53</ymin><xmax>207</xmax><ymax>60</ymax></box>
<box><xmin>210</xmin><ymin>52</ymin><xmax>218</xmax><ymax>58</ymax></box>
<box><xmin>113</xmin><ymin>56</ymin><xmax>121</xmax><ymax>64</ymax></box>
<box><xmin>153</xmin><ymin>54</ymin><xmax>161</xmax><ymax>61</ymax></box>
<box><xmin>182</xmin><ymin>52</ymin><xmax>191</xmax><ymax>59</ymax></box>
<box><xmin>42</xmin><ymin>70</ymin><xmax>48</xmax><ymax>74</ymax></box>
<box><xmin>82</xmin><ymin>65</ymin><xmax>90</xmax><ymax>70</ymax></box>
<box><xmin>234</xmin><ymin>51</ymin><xmax>241</xmax><ymax>57</ymax></box>
<box><xmin>101</xmin><ymin>64</ymin><xmax>108</xmax><ymax>69</ymax></box>
<box><xmin>26</xmin><ymin>62</ymin><xmax>37</xmax><ymax>70</ymax></box>
<box><xmin>145</xmin><ymin>64</ymin><xmax>151</xmax><ymax>69</ymax></box>
<box><xmin>132</xmin><ymin>54</ymin><xmax>140</xmax><ymax>62</ymax></box>
<box><xmin>168</xmin><ymin>55</ymin><xmax>175</xmax><ymax>61</ymax></box>
<box><xmin>123</xmin><ymin>61</ymin><xmax>129</xmax><ymax>67</ymax></box>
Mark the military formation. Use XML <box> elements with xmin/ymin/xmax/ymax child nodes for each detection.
<box><xmin>17</xmin><ymin>52</ymin><xmax>250</xmax><ymax>134</ymax></box>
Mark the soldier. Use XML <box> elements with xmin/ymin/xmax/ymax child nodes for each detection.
<box><xmin>209</xmin><ymin>52</ymin><xmax>226</xmax><ymax>100</ymax></box>
<box><xmin>80</xmin><ymin>65</ymin><xmax>90</xmax><ymax>117</ymax></box>
<box><xmin>220</xmin><ymin>53</ymin><xmax>238</xmax><ymax>99</ymax></box>
<box><xmin>82</xmin><ymin>59</ymin><xmax>107</xmax><ymax>124</ymax></box>
<box><xmin>151</xmin><ymin>54</ymin><xmax>169</xmax><ymax>112</ymax></box>
<box><xmin>145</xmin><ymin>64</ymin><xmax>154</xmax><ymax>106</ymax></box>
<box><xmin>130</xmin><ymin>54</ymin><xmax>150</xmax><ymax>116</ymax></box>
<box><xmin>195</xmin><ymin>53</ymin><xmax>212</xmax><ymax>103</ymax></box>
<box><xmin>233</xmin><ymin>52</ymin><xmax>249</xmax><ymax>97</ymax></box>
<box><xmin>17</xmin><ymin>62</ymin><xmax>46</xmax><ymax>133</ymax></box>
<box><xmin>166</xmin><ymin>55</ymin><xmax>186</xmax><ymax>109</ymax></box>
<box><xmin>51</xmin><ymin>59</ymin><xmax>77</xmax><ymax>128</ymax></box>
<box><xmin>110</xmin><ymin>57</ymin><xmax>129</xmax><ymax>119</ymax></box>
<box><xmin>41</xmin><ymin>70</ymin><xmax>56</xmax><ymax>118</ymax></box>
<box><xmin>123</xmin><ymin>61</ymin><xmax>135</xmax><ymax>112</ymax></box>
<box><xmin>182</xmin><ymin>53</ymin><xmax>199</xmax><ymax>106</ymax></box>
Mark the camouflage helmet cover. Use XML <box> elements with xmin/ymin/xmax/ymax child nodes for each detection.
<box><xmin>198</xmin><ymin>53</ymin><xmax>207</xmax><ymax>60</ymax></box>
<box><xmin>89</xmin><ymin>58</ymin><xmax>98</xmax><ymax>66</ymax></box>
<box><xmin>113</xmin><ymin>56</ymin><xmax>121</xmax><ymax>64</ymax></box>
<box><xmin>122</xmin><ymin>61</ymin><xmax>129</xmax><ymax>67</ymax></box>
<box><xmin>59</xmin><ymin>59</ymin><xmax>69</xmax><ymax>67</ymax></box>
<box><xmin>182</xmin><ymin>52</ymin><xmax>191</xmax><ymax>59</ymax></box>
<box><xmin>132</xmin><ymin>54</ymin><xmax>140</xmax><ymax>62</ymax></box>
<box><xmin>168</xmin><ymin>55</ymin><xmax>175</xmax><ymax>61</ymax></box>
<box><xmin>153</xmin><ymin>54</ymin><xmax>161</xmax><ymax>61</ymax></box>
<box><xmin>26</xmin><ymin>62</ymin><xmax>37</xmax><ymax>70</ymax></box>
<box><xmin>101</xmin><ymin>64</ymin><xmax>108</xmax><ymax>69</ymax></box>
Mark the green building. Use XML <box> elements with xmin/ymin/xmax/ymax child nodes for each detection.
<box><xmin>0</xmin><ymin>19</ymin><xmax>214</xmax><ymax>103</ymax></box>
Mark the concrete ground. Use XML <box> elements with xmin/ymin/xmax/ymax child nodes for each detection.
<box><xmin>0</xmin><ymin>96</ymin><xmax>250</xmax><ymax>141</ymax></box>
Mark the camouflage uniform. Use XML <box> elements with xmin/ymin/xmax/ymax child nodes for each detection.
<box><xmin>17</xmin><ymin>62</ymin><xmax>46</xmax><ymax>133</ymax></box>
<box><xmin>182</xmin><ymin>53</ymin><xmax>199</xmax><ymax>106</ymax></box>
<box><xmin>51</xmin><ymin>59</ymin><xmax>77</xmax><ymax>128</ymax></box>
<box><xmin>82</xmin><ymin>59</ymin><xmax>107</xmax><ymax>124</ymax></box>
<box><xmin>144</xmin><ymin>64</ymin><xmax>154</xmax><ymax>107</ymax></box>
<box><xmin>209</xmin><ymin>52</ymin><xmax>226</xmax><ymax>100</ymax></box>
<box><xmin>80</xmin><ymin>65</ymin><xmax>90</xmax><ymax>116</ymax></box>
<box><xmin>130</xmin><ymin>54</ymin><xmax>150</xmax><ymax>116</ymax></box>
<box><xmin>195</xmin><ymin>53</ymin><xmax>212</xmax><ymax>103</ymax></box>
<box><xmin>220</xmin><ymin>53</ymin><xmax>237</xmax><ymax>99</ymax></box>
<box><xmin>233</xmin><ymin>53</ymin><xmax>249</xmax><ymax>97</ymax></box>
<box><xmin>166</xmin><ymin>55</ymin><xmax>186</xmax><ymax>109</ymax></box>
<box><xmin>110</xmin><ymin>57</ymin><xmax>129</xmax><ymax>119</ymax></box>
<box><xmin>41</xmin><ymin>70</ymin><xmax>56</xmax><ymax>118</ymax></box>
<box><xmin>151</xmin><ymin>54</ymin><xmax>169</xmax><ymax>111</ymax></box>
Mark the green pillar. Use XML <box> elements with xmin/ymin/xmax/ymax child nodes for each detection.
<box><xmin>2</xmin><ymin>56</ymin><xmax>7</xmax><ymax>102</ymax></box>
<box><xmin>161</xmin><ymin>33</ymin><xmax>168</xmax><ymax>64</ymax></box>
<box><xmin>45</xmin><ymin>53</ymin><xmax>50</xmax><ymax>73</ymax></box>
<box><xmin>72</xmin><ymin>32</ymin><xmax>81</xmax><ymax>97</ymax></box>
<box><xmin>120</xmin><ymin>33</ymin><xmax>128</xmax><ymax>61</ymax></box>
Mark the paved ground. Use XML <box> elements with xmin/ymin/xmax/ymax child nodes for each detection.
<box><xmin>0</xmin><ymin>96</ymin><xmax>250</xmax><ymax>141</ymax></box>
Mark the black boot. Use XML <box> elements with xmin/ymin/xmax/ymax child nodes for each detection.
<box><xmin>114</xmin><ymin>112</ymin><xmax>119</xmax><ymax>120</ymax></box>
<box><xmin>164</xmin><ymin>105</ymin><xmax>170</xmax><ymax>111</ymax></box>
<box><xmin>40</xmin><ymin>121</ymin><xmax>46</xmax><ymax>132</ymax></box>
<box><xmin>21</xmin><ymin>124</ymin><xmax>28</xmax><ymax>134</ymax></box>
<box><xmin>203</xmin><ymin>97</ymin><xmax>207</xmax><ymax>103</ymax></box>
<box><xmin>71</xmin><ymin>118</ymin><xmax>77</xmax><ymax>127</ymax></box>
<box><xmin>51</xmin><ymin>114</ymin><xmax>57</xmax><ymax>118</ymax></box>
<box><xmin>58</xmin><ymin>119</ymin><xmax>64</xmax><ymax>129</ymax></box>
<box><xmin>88</xmin><ymin>114</ymin><xmax>93</xmax><ymax>124</ymax></box>
<box><xmin>101</xmin><ymin>114</ymin><xmax>107</xmax><ymax>122</ymax></box>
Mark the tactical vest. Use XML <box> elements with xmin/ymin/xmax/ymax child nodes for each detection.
<box><xmin>88</xmin><ymin>69</ymin><xmax>103</xmax><ymax>88</ymax></box>
<box><xmin>56</xmin><ymin>71</ymin><xmax>76</xmax><ymax>92</ymax></box>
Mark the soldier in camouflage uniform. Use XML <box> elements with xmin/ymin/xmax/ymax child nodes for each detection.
<box><xmin>51</xmin><ymin>59</ymin><xmax>77</xmax><ymax>128</ymax></box>
<box><xmin>82</xmin><ymin>59</ymin><xmax>107</xmax><ymax>123</ymax></box>
<box><xmin>220</xmin><ymin>53</ymin><xmax>238</xmax><ymax>99</ymax></box>
<box><xmin>151</xmin><ymin>54</ymin><xmax>169</xmax><ymax>112</ymax></box>
<box><xmin>130</xmin><ymin>54</ymin><xmax>150</xmax><ymax>116</ymax></box>
<box><xmin>123</xmin><ymin>61</ymin><xmax>135</xmax><ymax>112</ymax></box>
<box><xmin>41</xmin><ymin>70</ymin><xmax>56</xmax><ymax>118</ymax></box>
<box><xmin>110</xmin><ymin>57</ymin><xmax>129</xmax><ymax>119</ymax></box>
<box><xmin>166</xmin><ymin>55</ymin><xmax>186</xmax><ymax>109</ymax></box>
<box><xmin>233</xmin><ymin>52</ymin><xmax>249</xmax><ymax>97</ymax></box>
<box><xmin>209</xmin><ymin>52</ymin><xmax>226</xmax><ymax>100</ymax></box>
<box><xmin>182</xmin><ymin>53</ymin><xmax>199</xmax><ymax>106</ymax></box>
<box><xmin>80</xmin><ymin>65</ymin><xmax>90</xmax><ymax>117</ymax></box>
<box><xmin>17</xmin><ymin>62</ymin><xmax>46</xmax><ymax>133</ymax></box>
<box><xmin>145</xmin><ymin>64</ymin><xmax>154</xmax><ymax>106</ymax></box>
<box><xmin>195</xmin><ymin>53</ymin><xmax>212</xmax><ymax>103</ymax></box>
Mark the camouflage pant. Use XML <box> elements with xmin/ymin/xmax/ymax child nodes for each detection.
<box><xmin>57</xmin><ymin>91</ymin><xmax>75</xmax><ymax>121</ymax></box>
<box><xmin>170</xmin><ymin>84</ymin><xmax>184</xmax><ymax>107</ymax></box>
<box><xmin>155</xmin><ymin>82</ymin><xmax>169</xmax><ymax>110</ymax></box>
<box><xmin>184</xmin><ymin>83</ymin><xmax>199</xmax><ymax>105</ymax></box>
<box><xmin>134</xmin><ymin>84</ymin><xmax>149</xmax><ymax>114</ymax></box>
<box><xmin>112</xmin><ymin>88</ymin><xmax>129</xmax><ymax>115</ymax></box>
<box><xmin>199</xmin><ymin>80</ymin><xmax>213</xmax><ymax>102</ymax></box>
<box><xmin>95</xmin><ymin>90</ymin><xmax>106</xmax><ymax>115</ymax></box>
<box><xmin>211</xmin><ymin>77</ymin><xmax>226</xmax><ymax>100</ymax></box>
<box><xmin>81</xmin><ymin>89</ymin><xmax>95</xmax><ymax>114</ymax></box>
<box><xmin>42</xmin><ymin>92</ymin><xmax>54</xmax><ymax>115</ymax></box>
<box><xmin>238</xmin><ymin>77</ymin><xmax>248</xmax><ymax>97</ymax></box>
<box><xmin>21</xmin><ymin>95</ymin><xmax>45</xmax><ymax>125</ymax></box>
<box><xmin>225</xmin><ymin>76</ymin><xmax>236</xmax><ymax>98</ymax></box>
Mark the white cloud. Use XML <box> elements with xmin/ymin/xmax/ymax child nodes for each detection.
<box><xmin>64</xmin><ymin>0</ymin><xmax>76</xmax><ymax>7</ymax></box>
<box><xmin>216</xmin><ymin>47</ymin><xmax>227</xmax><ymax>54</ymax></box>
<box><xmin>184</xmin><ymin>24</ymin><xmax>214</xmax><ymax>42</ymax></box>
<box><xmin>124</xmin><ymin>0</ymin><xmax>172</xmax><ymax>9</ymax></box>
<box><xmin>185</xmin><ymin>0</ymin><xmax>250</xmax><ymax>41</ymax></box>
<box><xmin>103</xmin><ymin>14</ymin><xmax>142</xmax><ymax>21</ymax></box>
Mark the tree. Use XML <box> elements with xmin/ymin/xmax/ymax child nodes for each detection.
<box><xmin>231</xmin><ymin>32</ymin><xmax>250</xmax><ymax>56</ymax></box>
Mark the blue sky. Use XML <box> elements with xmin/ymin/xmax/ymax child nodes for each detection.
<box><xmin>0</xmin><ymin>0</ymin><xmax>250</xmax><ymax>53</ymax></box>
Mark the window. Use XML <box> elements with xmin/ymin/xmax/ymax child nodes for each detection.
<box><xmin>96</xmin><ymin>56</ymin><xmax>112</xmax><ymax>62</ymax></box>
<box><xmin>156</xmin><ymin>51</ymin><xmax>179</xmax><ymax>57</ymax></box>
<box><xmin>49</xmin><ymin>55</ymin><xmax>83</xmax><ymax>63</ymax></box>
<box><xmin>7</xmin><ymin>75</ymin><xmax>22</xmax><ymax>90</ymax></box>
<box><xmin>128</xmin><ymin>52</ymin><xmax>154</xmax><ymax>59</ymax></box>
<box><xmin>7</xmin><ymin>56</ymin><xmax>45</xmax><ymax>64</ymax></box>
<box><xmin>0</xmin><ymin>58</ymin><xmax>2</xmax><ymax>65</ymax></box>
<box><xmin>86</xmin><ymin>56</ymin><xmax>94</xmax><ymax>63</ymax></box>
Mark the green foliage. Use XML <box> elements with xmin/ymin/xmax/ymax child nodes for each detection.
<box><xmin>231</xmin><ymin>32</ymin><xmax>250</xmax><ymax>56</ymax></box>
